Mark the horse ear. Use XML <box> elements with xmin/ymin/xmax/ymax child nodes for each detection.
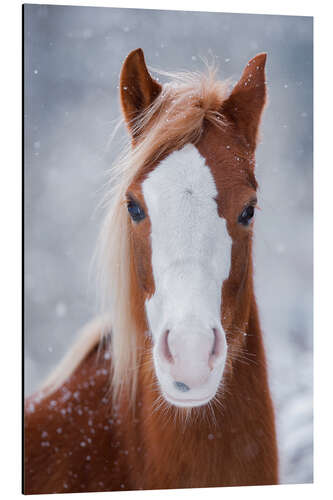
<box><xmin>120</xmin><ymin>48</ymin><xmax>162</xmax><ymax>139</ymax></box>
<box><xmin>221</xmin><ymin>53</ymin><xmax>267</xmax><ymax>151</ymax></box>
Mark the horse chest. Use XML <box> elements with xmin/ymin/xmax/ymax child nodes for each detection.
<box><xmin>121</xmin><ymin>412</ymin><xmax>234</xmax><ymax>489</ymax></box>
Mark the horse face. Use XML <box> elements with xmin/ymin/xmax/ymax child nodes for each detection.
<box><xmin>127</xmin><ymin>140</ymin><xmax>257</xmax><ymax>407</ymax></box>
<box><xmin>120</xmin><ymin>49</ymin><xmax>266</xmax><ymax>408</ymax></box>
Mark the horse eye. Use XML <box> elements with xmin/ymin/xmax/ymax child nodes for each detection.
<box><xmin>127</xmin><ymin>199</ymin><xmax>145</xmax><ymax>222</ymax></box>
<box><xmin>238</xmin><ymin>205</ymin><xmax>255</xmax><ymax>226</ymax></box>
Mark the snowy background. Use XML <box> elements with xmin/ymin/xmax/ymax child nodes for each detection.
<box><xmin>24</xmin><ymin>5</ymin><xmax>313</xmax><ymax>485</ymax></box>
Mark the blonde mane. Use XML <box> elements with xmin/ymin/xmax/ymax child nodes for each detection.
<box><xmin>98</xmin><ymin>65</ymin><xmax>231</xmax><ymax>404</ymax></box>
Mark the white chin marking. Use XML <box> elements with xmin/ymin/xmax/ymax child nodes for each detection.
<box><xmin>142</xmin><ymin>144</ymin><xmax>232</xmax><ymax>406</ymax></box>
<box><xmin>162</xmin><ymin>391</ymin><xmax>213</xmax><ymax>409</ymax></box>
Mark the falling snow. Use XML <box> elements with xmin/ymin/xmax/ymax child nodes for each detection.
<box><xmin>25</xmin><ymin>5</ymin><xmax>313</xmax><ymax>486</ymax></box>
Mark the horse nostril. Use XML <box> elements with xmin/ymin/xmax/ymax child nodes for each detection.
<box><xmin>209</xmin><ymin>328</ymin><xmax>225</xmax><ymax>369</ymax></box>
<box><xmin>174</xmin><ymin>381</ymin><xmax>190</xmax><ymax>392</ymax></box>
<box><xmin>211</xmin><ymin>328</ymin><xmax>222</xmax><ymax>357</ymax></box>
<box><xmin>161</xmin><ymin>329</ymin><xmax>174</xmax><ymax>363</ymax></box>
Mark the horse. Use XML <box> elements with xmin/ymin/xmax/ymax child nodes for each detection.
<box><xmin>24</xmin><ymin>48</ymin><xmax>278</xmax><ymax>494</ymax></box>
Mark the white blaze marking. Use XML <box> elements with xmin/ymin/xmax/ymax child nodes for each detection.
<box><xmin>142</xmin><ymin>144</ymin><xmax>232</xmax><ymax>341</ymax></box>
